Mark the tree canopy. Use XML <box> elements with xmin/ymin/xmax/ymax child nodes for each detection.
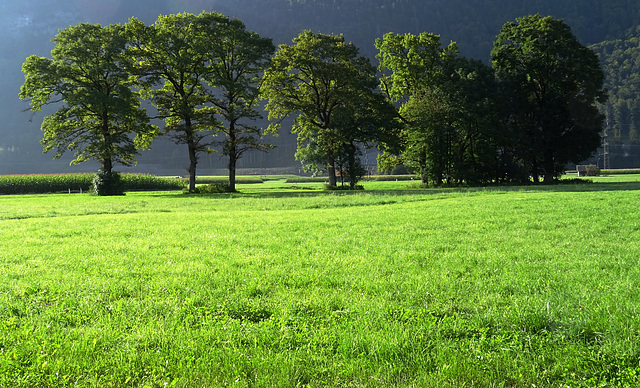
<box><xmin>19</xmin><ymin>23</ymin><xmax>156</xmax><ymax>176</ymax></box>
<box><xmin>128</xmin><ymin>12</ymin><xmax>276</xmax><ymax>192</ymax></box>
<box><xmin>492</xmin><ymin>14</ymin><xmax>607</xmax><ymax>183</ymax></box>
<box><xmin>128</xmin><ymin>13</ymin><xmax>221</xmax><ymax>193</ymax></box>
<box><xmin>262</xmin><ymin>31</ymin><xmax>397</xmax><ymax>187</ymax></box>
<box><xmin>18</xmin><ymin>10</ymin><xmax>614</xmax><ymax>186</ymax></box>
<box><xmin>202</xmin><ymin>13</ymin><xmax>276</xmax><ymax>192</ymax></box>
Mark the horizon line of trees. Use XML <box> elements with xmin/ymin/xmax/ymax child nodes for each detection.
<box><xmin>20</xmin><ymin>11</ymin><xmax>606</xmax><ymax>194</ymax></box>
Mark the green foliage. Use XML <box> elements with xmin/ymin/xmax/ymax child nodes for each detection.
<box><xmin>128</xmin><ymin>13</ymin><xmax>221</xmax><ymax>192</ymax></box>
<box><xmin>0</xmin><ymin>174</ymin><xmax>93</xmax><ymax>195</ymax></box>
<box><xmin>128</xmin><ymin>12</ymin><xmax>276</xmax><ymax>193</ymax></box>
<box><xmin>376</xmin><ymin>152</ymin><xmax>403</xmax><ymax>175</ymax></box>
<box><xmin>587</xmin><ymin>165</ymin><xmax>602</xmax><ymax>176</ymax></box>
<box><xmin>120</xmin><ymin>174</ymin><xmax>187</xmax><ymax>191</ymax></box>
<box><xmin>19</xmin><ymin>23</ymin><xmax>157</xmax><ymax>173</ymax></box>
<box><xmin>201</xmin><ymin>13</ymin><xmax>276</xmax><ymax>192</ymax></box>
<box><xmin>0</xmin><ymin>174</ymin><xmax>186</xmax><ymax>195</ymax></box>
<box><xmin>492</xmin><ymin>15</ymin><xmax>607</xmax><ymax>183</ymax></box>
<box><xmin>601</xmin><ymin>168</ymin><xmax>640</xmax><ymax>174</ymax></box>
<box><xmin>377</xmin><ymin>33</ymin><xmax>503</xmax><ymax>186</ymax></box>
<box><xmin>366</xmin><ymin>175</ymin><xmax>417</xmax><ymax>182</ymax></box>
<box><xmin>376</xmin><ymin>32</ymin><xmax>458</xmax><ymax>102</ymax></box>
<box><xmin>263</xmin><ymin>30</ymin><xmax>398</xmax><ymax>188</ymax></box>
<box><xmin>91</xmin><ymin>170</ymin><xmax>124</xmax><ymax>196</ymax></box>
<box><xmin>284</xmin><ymin>176</ymin><xmax>328</xmax><ymax>183</ymax></box>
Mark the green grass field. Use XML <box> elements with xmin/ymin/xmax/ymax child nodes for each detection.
<box><xmin>2</xmin><ymin>177</ymin><xmax>640</xmax><ymax>386</ymax></box>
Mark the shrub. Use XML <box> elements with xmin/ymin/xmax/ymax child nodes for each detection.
<box><xmin>586</xmin><ymin>165</ymin><xmax>600</xmax><ymax>176</ymax></box>
<box><xmin>92</xmin><ymin>170</ymin><xmax>124</xmax><ymax>196</ymax></box>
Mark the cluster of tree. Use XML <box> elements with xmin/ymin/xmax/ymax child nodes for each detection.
<box><xmin>20</xmin><ymin>12</ymin><xmax>276</xmax><ymax>193</ymax></box>
<box><xmin>375</xmin><ymin>15</ymin><xmax>606</xmax><ymax>185</ymax></box>
<box><xmin>21</xmin><ymin>12</ymin><xmax>606</xmax><ymax>193</ymax></box>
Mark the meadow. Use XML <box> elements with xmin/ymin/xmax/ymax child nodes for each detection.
<box><xmin>2</xmin><ymin>176</ymin><xmax>640</xmax><ymax>386</ymax></box>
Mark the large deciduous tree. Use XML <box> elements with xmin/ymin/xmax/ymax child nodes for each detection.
<box><xmin>262</xmin><ymin>31</ymin><xmax>396</xmax><ymax>188</ymax></box>
<box><xmin>491</xmin><ymin>14</ymin><xmax>607</xmax><ymax>183</ymax></box>
<box><xmin>202</xmin><ymin>13</ymin><xmax>276</xmax><ymax>192</ymax></box>
<box><xmin>128</xmin><ymin>14</ymin><xmax>219</xmax><ymax>193</ymax></box>
<box><xmin>20</xmin><ymin>23</ymin><xmax>155</xmax><ymax>182</ymax></box>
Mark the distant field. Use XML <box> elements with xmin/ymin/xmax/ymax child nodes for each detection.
<box><xmin>2</xmin><ymin>177</ymin><xmax>640</xmax><ymax>386</ymax></box>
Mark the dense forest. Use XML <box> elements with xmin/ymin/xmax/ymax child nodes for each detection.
<box><xmin>592</xmin><ymin>25</ymin><xmax>640</xmax><ymax>167</ymax></box>
<box><xmin>2</xmin><ymin>0</ymin><xmax>640</xmax><ymax>173</ymax></box>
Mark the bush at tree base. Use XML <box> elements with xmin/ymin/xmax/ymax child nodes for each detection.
<box><xmin>92</xmin><ymin>170</ymin><xmax>124</xmax><ymax>196</ymax></box>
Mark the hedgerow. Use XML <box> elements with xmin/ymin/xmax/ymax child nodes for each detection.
<box><xmin>601</xmin><ymin>169</ymin><xmax>640</xmax><ymax>175</ymax></box>
<box><xmin>0</xmin><ymin>173</ymin><xmax>186</xmax><ymax>195</ymax></box>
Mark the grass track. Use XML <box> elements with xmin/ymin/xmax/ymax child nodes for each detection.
<box><xmin>2</xmin><ymin>180</ymin><xmax>640</xmax><ymax>386</ymax></box>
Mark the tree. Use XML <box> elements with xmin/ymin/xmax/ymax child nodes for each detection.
<box><xmin>202</xmin><ymin>13</ymin><xmax>276</xmax><ymax>192</ymax></box>
<box><xmin>128</xmin><ymin>13</ymin><xmax>220</xmax><ymax>193</ymax></box>
<box><xmin>20</xmin><ymin>23</ymin><xmax>155</xmax><ymax>182</ymax></box>
<box><xmin>331</xmin><ymin>92</ymin><xmax>400</xmax><ymax>188</ymax></box>
<box><xmin>262</xmin><ymin>31</ymin><xmax>393</xmax><ymax>188</ymax></box>
<box><xmin>445</xmin><ymin>57</ymin><xmax>508</xmax><ymax>184</ymax></box>
<box><xmin>375</xmin><ymin>32</ymin><xmax>459</xmax><ymax>185</ymax></box>
<box><xmin>491</xmin><ymin>14</ymin><xmax>607</xmax><ymax>183</ymax></box>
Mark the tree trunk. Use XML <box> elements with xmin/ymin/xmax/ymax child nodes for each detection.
<box><xmin>228</xmin><ymin>150</ymin><xmax>237</xmax><ymax>193</ymax></box>
<box><xmin>327</xmin><ymin>151</ymin><xmax>337</xmax><ymax>187</ymax></box>
<box><xmin>185</xmin><ymin>117</ymin><xmax>198</xmax><ymax>193</ymax></box>
<box><xmin>187</xmin><ymin>143</ymin><xmax>197</xmax><ymax>192</ymax></box>
<box><xmin>102</xmin><ymin>157</ymin><xmax>113</xmax><ymax>175</ymax></box>
<box><xmin>227</xmin><ymin>124</ymin><xmax>238</xmax><ymax>192</ymax></box>
<box><xmin>531</xmin><ymin>156</ymin><xmax>540</xmax><ymax>183</ymax></box>
<box><xmin>101</xmin><ymin>113</ymin><xmax>113</xmax><ymax>174</ymax></box>
<box><xmin>543</xmin><ymin>150</ymin><xmax>556</xmax><ymax>184</ymax></box>
<box><xmin>348</xmin><ymin>142</ymin><xmax>358</xmax><ymax>189</ymax></box>
<box><xmin>419</xmin><ymin>151</ymin><xmax>428</xmax><ymax>185</ymax></box>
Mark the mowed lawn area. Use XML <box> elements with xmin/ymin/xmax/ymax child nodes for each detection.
<box><xmin>2</xmin><ymin>178</ymin><xmax>640</xmax><ymax>387</ymax></box>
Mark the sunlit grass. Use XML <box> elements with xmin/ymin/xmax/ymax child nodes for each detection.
<box><xmin>2</xmin><ymin>179</ymin><xmax>640</xmax><ymax>386</ymax></box>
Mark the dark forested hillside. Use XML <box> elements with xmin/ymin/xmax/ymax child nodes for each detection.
<box><xmin>592</xmin><ymin>25</ymin><xmax>640</xmax><ymax>167</ymax></box>
<box><xmin>2</xmin><ymin>0</ymin><xmax>640</xmax><ymax>173</ymax></box>
<box><xmin>225</xmin><ymin>0</ymin><xmax>640</xmax><ymax>60</ymax></box>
